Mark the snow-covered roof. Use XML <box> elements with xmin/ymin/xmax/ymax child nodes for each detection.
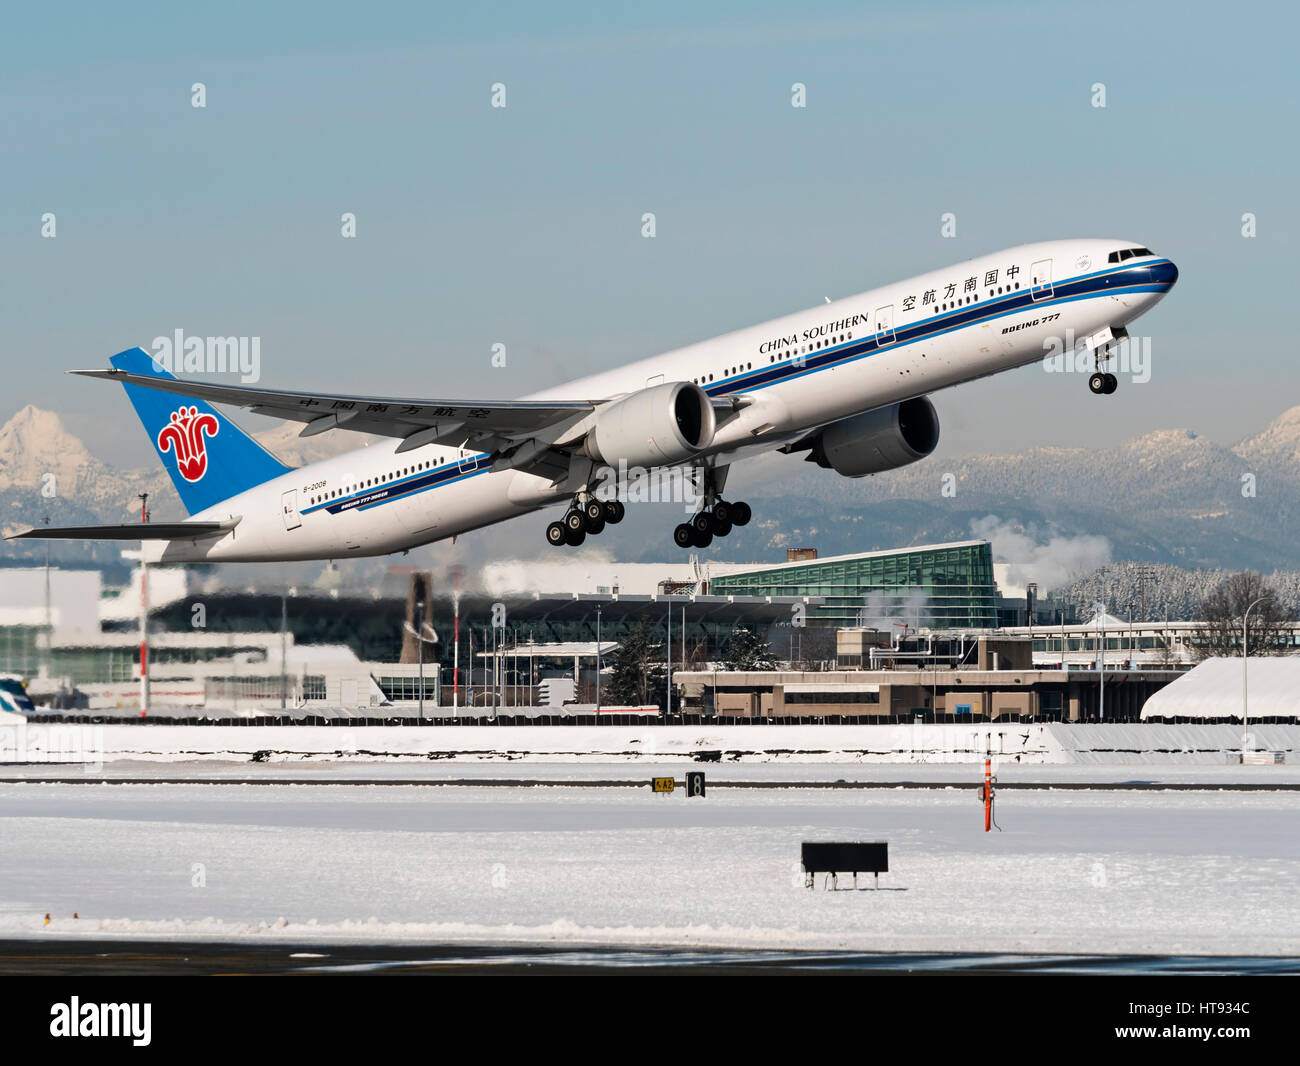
<box><xmin>1141</xmin><ymin>656</ymin><xmax>1300</xmax><ymax>719</ymax></box>
<box><xmin>719</xmin><ymin>539</ymin><xmax>989</xmax><ymax>576</ymax></box>
<box><xmin>474</xmin><ymin>641</ymin><xmax>619</xmax><ymax>658</ymax></box>
<box><xmin>1083</xmin><ymin>610</ymin><xmax>1130</xmax><ymax>630</ymax></box>
<box><xmin>286</xmin><ymin>643</ymin><xmax>359</xmax><ymax>663</ymax></box>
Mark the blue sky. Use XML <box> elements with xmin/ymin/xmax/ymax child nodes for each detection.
<box><xmin>2</xmin><ymin>1</ymin><xmax>1296</xmax><ymax>464</ymax></box>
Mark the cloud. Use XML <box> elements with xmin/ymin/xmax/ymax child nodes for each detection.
<box><xmin>970</xmin><ymin>515</ymin><xmax>1111</xmax><ymax>593</ymax></box>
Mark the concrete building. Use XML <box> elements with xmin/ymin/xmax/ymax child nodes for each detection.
<box><xmin>677</xmin><ymin>667</ymin><xmax>1179</xmax><ymax>721</ymax></box>
<box><xmin>677</xmin><ymin>633</ymin><xmax>1178</xmax><ymax>721</ymax></box>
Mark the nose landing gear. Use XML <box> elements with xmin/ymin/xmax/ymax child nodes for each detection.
<box><xmin>1088</xmin><ymin>371</ymin><xmax>1118</xmax><ymax>395</ymax></box>
<box><xmin>1087</xmin><ymin>326</ymin><xmax>1124</xmax><ymax>395</ymax></box>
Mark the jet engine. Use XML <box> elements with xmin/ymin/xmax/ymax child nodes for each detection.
<box><xmin>806</xmin><ymin>397</ymin><xmax>940</xmax><ymax>478</ymax></box>
<box><xmin>583</xmin><ymin>381</ymin><xmax>716</xmax><ymax>468</ymax></box>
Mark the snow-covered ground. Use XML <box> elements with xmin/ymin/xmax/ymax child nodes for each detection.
<box><xmin>3</xmin><ymin>779</ymin><xmax>1298</xmax><ymax>956</ymax></box>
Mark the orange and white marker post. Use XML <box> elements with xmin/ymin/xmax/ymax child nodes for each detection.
<box><xmin>983</xmin><ymin>758</ymin><xmax>993</xmax><ymax>832</ymax></box>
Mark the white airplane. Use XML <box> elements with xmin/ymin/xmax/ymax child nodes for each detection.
<box><xmin>11</xmin><ymin>239</ymin><xmax>1177</xmax><ymax>562</ymax></box>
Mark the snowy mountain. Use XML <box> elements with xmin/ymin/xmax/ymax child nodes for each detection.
<box><xmin>716</xmin><ymin>405</ymin><xmax>1300</xmax><ymax>573</ymax></box>
<box><xmin>1</xmin><ymin>403</ymin><xmax>1297</xmax><ymax>576</ymax></box>
<box><xmin>0</xmin><ymin>406</ymin><xmax>368</xmax><ymax>574</ymax></box>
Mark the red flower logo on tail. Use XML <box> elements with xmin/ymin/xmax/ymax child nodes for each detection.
<box><xmin>157</xmin><ymin>406</ymin><xmax>219</xmax><ymax>482</ymax></box>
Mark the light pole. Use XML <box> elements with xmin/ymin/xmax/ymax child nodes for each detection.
<box><xmin>666</xmin><ymin>596</ymin><xmax>672</xmax><ymax>717</ymax></box>
<box><xmin>41</xmin><ymin>515</ymin><xmax>51</xmax><ymax>681</ymax></box>
<box><xmin>279</xmin><ymin>588</ymin><xmax>290</xmax><ymax>710</ymax></box>
<box><xmin>1242</xmin><ymin>594</ymin><xmax>1268</xmax><ymax>761</ymax></box>
<box><xmin>1091</xmin><ymin>601</ymin><xmax>1107</xmax><ymax>720</ymax></box>
<box><xmin>416</xmin><ymin>591</ymin><xmax>424</xmax><ymax>720</ymax></box>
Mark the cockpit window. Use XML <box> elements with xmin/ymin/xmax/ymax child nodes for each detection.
<box><xmin>1108</xmin><ymin>246</ymin><xmax>1154</xmax><ymax>263</ymax></box>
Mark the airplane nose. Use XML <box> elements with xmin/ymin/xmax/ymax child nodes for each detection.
<box><xmin>1143</xmin><ymin>257</ymin><xmax>1178</xmax><ymax>292</ymax></box>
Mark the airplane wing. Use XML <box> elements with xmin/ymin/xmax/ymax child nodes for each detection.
<box><xmin>6</xmin><ymin>520</ymin><xmax>237</xmax><ymax>541</ymax></box>
<box><xmin>69</xmin><ymin>368</ymin><xmax>599</xmax><ymax>454</ymax></box>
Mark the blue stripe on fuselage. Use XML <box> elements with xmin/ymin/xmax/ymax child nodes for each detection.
<box><xmin>301</xmin><ymin>455</ymin><xmax>489</xmax><ymax>517</ymax></box>
<box><xmin>706</xmin><ymin>258</ymin><xmax>1175</xmax><ymax>396</ymax></box>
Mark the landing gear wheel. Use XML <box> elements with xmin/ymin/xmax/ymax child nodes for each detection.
<box><xmin>564</xmin><ymin>527</ymin><xmax>586</xmax><ymax>547</ymax></box>
<box><xmin>691</xmin><ymin>511</ymin><xmax>714</xmax><ymax>536</ymax></box>
<box><xmin>604</xmin><ymin>500</ymin><xmax>625</xmax><ymax>524</ymax></box>
<box><xmin>1103</xmin><ymin>372</ymin><xmax>1118</xmax><ymax>394</ymax></box>
<box><xmin>712</xmin><ymin>501</ymin><xmax>731</xmax><ymax>525</ymax></box>
<box><xmin>583</xmin><ymin>499</ymin><xmax>604</xmax><ymax>523</ymax></box>
<box><xmin>1088</xmin><ymin>372</ymin><xmax>1108</xmax><ymax>395</ymax></box>
<box><xmin>691</xmin><ymin>528</ymin><xmax>713</xmax><ymax>549</ymax></box>
<box><xmin>713</xmin><ymin>518</ymin><xmax>733</xmax><ymax>538</ymax></box>
<box><xmin>564</xmin><ymin>510</ymin><xmax>585</xmax><ymax>535</ymax></box>
<box><xmin>729</xmin><ymin>501</ymin><xmax>751</xmax><ymax>526</ymax></box>
<box><xmin>673</xmin><ymin>523</ymin><xmax>694</xmax><ymax>549</ymax></box>
<box><xmin>546</xmin><ymin>521</ymin><xmax>567</xmax><ymax>547</ymax></box>
<box><xmin>584</xmin><ymin>513</ymin><xmax>606</xmax><ymax>535</ymax></box>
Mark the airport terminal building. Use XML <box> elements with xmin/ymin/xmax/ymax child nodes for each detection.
<box><xmin>4</xmin><ymin>537</ymin><xmax>1275</xmax><ymax>720</ymax></box>
<box><xmin>704</xmin><ymin>540</ymin><xmax>1000</xmax><ymax>630</ymax></box>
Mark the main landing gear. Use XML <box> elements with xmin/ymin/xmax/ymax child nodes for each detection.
<box><xmin>545</xmin><ymin>496</ymin><xmax>625</xmax><ymax>548</ymax></box>
<box><xmin>673</xmin><ymin>499</ymin><xmax>751</xmax><ymax>550</ymax></box>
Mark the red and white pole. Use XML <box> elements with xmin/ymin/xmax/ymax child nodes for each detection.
<box><xmin>452</xmin><ymin>566</ymin><xmax>461</xmax><ymax>710</ymax></box>
<box><xmin>139</xmin><ymin>494</ymin><xmax>150</xmax><ymax>718</ymax></box>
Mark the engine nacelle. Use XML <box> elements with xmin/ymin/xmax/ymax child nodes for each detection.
<box><xmin>808</xmin><ymin>397</ymin><xmax>940</xmax><ymax>478</ymax></box>
<box><xmin>583</xmin><ymin>381</ymin><xmax>716</xmax><ymax>468</ymax></box>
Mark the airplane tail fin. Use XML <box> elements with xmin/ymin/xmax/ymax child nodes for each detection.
<box><xmin>109</xmin><ymin>347</ymin><xmax>293</xmax><ymax>514</ymax></box>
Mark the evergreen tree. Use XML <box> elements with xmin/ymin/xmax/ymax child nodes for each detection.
<box><xmin>604</xmin><ymin>623</ymin><xmax>667</xmax><ymax>708</ymax></box>
<box><xmin>723</xmin><ymin>626</ymin><xmax>777</xmax><ymax>671</ymax></box>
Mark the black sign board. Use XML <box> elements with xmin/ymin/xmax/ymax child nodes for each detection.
<box><xmin>801</xmin><ymin>842</ymin><xmax>888</xmax><ymax>875</ymax></box>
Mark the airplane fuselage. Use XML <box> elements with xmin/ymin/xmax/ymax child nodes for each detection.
<box><xmin>157</xmin><ymin>238</ymin><xmax>1177</xmax><ymax>562</ymax></box>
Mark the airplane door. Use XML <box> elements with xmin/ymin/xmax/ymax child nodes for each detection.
<box><xmin>458</xmin><ymin>448</ymin><xmax>481</xmax><ymax>475</ymax></box>
<box><xmin>873</xmin><ymin>305</ymin><xmax>896</xmax><ymax>346</ymax></box>
<box><xmin>280</xmin><ymin>489</ymin><xmax>301</xmax><ymax>531</ymax></box>
<box><xmin>1030</xmin><ymin>258</ymin><xmax>1054</xmax><ymax>301</ymax></box>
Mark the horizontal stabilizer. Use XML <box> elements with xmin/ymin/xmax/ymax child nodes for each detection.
<box><xmin>6</xmin><ymin>520</ymin><xmax>236</xmax><ymax>542</ymax></box>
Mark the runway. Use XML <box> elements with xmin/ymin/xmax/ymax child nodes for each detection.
<box><xmin>4</xmin><ymin>939</ymin><xmax>1297</xmax><ymax>975</ymax></box>
<box><xmin>4</xmin><ymin>759</ymin><xmax>1299</xmax><ymax>789</ymax></box>
<box><xmin>2</xmin><ymin>773</ymin><xmax>1297</xmax><ymax>790</ymax></box>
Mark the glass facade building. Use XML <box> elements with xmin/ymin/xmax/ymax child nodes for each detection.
<box><xmin>707</xmin><ymin>540</ymin><xmax>999</xmax><ymax>630</ymax></box>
